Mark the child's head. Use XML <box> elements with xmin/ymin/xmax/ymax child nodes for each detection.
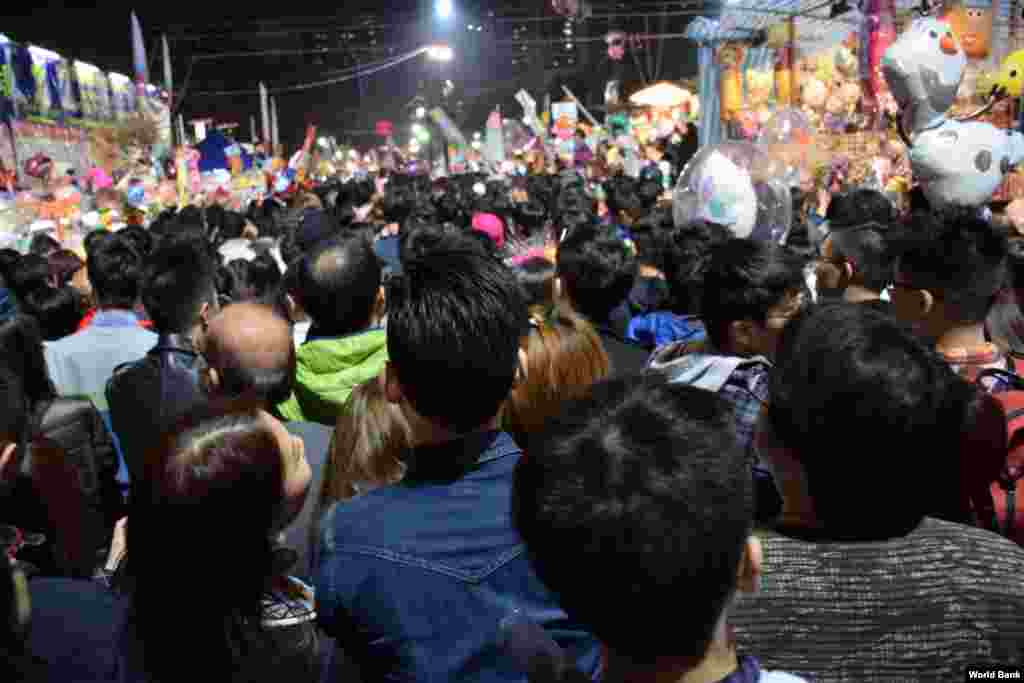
<box><xmin>322</xmin><ymin>378</ymin><xmax>409</xmax><ymax>505</ymax></box>
<box><xmin>513</xmin><ymin>376</ymin><xmax>759</xmax><ymax>667</ymax></box>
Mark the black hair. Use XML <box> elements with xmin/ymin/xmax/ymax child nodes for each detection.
<box><xmin>0</xmin><ymin>250</ymin><xmax>20</xmax><ymax>287</ymax></box>
<box><xmin>118</xmin><ymin>226</ymin><xmax>155</xmax><ymax>259</ymax></box>
<box><xmin>28</xmin><ymin>233</ymin><xmax>60</xmax><ymax>258</ymax></box>
<box><xmin>629</xmin><ymin>208</ymin><xmax>672</xmax><ymax>273</ymax></box>
<box><xmin>700</xmin><ymin>239</ymin><xmax>807</xmax><ymax>349</ymax></box>
<box><xmin>890</xmin><ymin>207</ymin><xmax>1008</xmax><ymax>324</ymax></box>
<box><xmin>8</xmin><ymin>255</ymin><xmax>51</xmax><ymax>301</ymax></box>
<box><xmin>825</xmin><ymin>189</ymin><xmax>894</xmax><ymax>228</ymax></box>
<box><xmin>516</xmin><ymin>257</ymin><xmax>557</xmax><ymax>311</ymax></box>
<box><xmin>664</xmin><ymin>220</ymin><xmax>732</xmax><ymax>315</ymax></box>
<box><xmin>0</xmin><ymin>314</ymin><xmax>56</xmax><ymax>408</ymax></box>
<box><xmin>387</xmin><ymin>248</ymin><xmax>528</xmax><ymax>434</ymax></box>
<box><xmin>220</xmin><ymin>212</ymin><xmax>247</xmax><ymax>241</ymax></box>
<box><xmin>513</xmin><ymin>376</ymin><xmax>752</xmax><ymax>664</ymax></box>
<box><xmin>399</xmin><ymin>223</ymin><xmax>491</xmax><ymax>264</ymax></box>
<box><xmin>87</xmin><ymin>236</ymin><xmax>142</xmax><ymax>310</ymax></box>
<box><xmin>556</xmin><ymin>224</ymin><xmax>638</xmax><ymax>324</ymax></box>
<box><xmin>21</xmin><ymin>287</ymin><xmax>84</xmax><ymax>341</ymax></box>
<box><xmin>515</xmin><ymin>200</ymin><xmax>547</xmax><ymax>238</ymax></box>
<box><xmin>767</xmin><ymin>303</ymin><xmax>972</xmax><ymax>535</ymax></box>
<box><xmin>246</xmin><ymin>252</ymin><xmax>283</xmax><ymax>303</ymax></box>
<box><xmin>828</xmin><ymin>221</ymin><xmax>894</xmax><ymax>293</ymax></box>
<box><xmin>142</xmin><ymin>241</ymin><xmax>217</xmax><ymax>334</ymax></box>
<box><xmin>296</xmin><ymin>234</ymin><xmax>381</xmax><ymax>337</ymax></box>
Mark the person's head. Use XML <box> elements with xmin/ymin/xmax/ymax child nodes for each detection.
<box><xmin>760</xmin><ymin>303</ymin><xmax>974</xmax><ymax>536</ymax></box>
<box><xmin>201</xmin><ymin>304</ymin><xmax>295</xmax><ymax>408</ymax></box>
<box><xmin>817</xmin><ymin>220</ymin><xmax>894</xmax><ymax>299</ymax></box>
<box><xmin>986</xmin><ymin>239</ymin><xmax>1024</xmax><ymax>357</ymax></box>
<box><xmin>556</xmin><ymin>224</ymin><xmax>638</xmax><ymax>324</ymax></box>
<box><xmin>322</xmin><ymin>377</ymin><xmax>409</xmax><ymax>506</ymax></box>
<box><xmin>141</xmin><ymin>240</ymin><xmax>217</xmax><ymax>336</ymax></box>
<box><xmin>515</xmin><ymin>257</ymin><xmax>557</xmax><ymax>311</ymax></box>
<box><xmin>28</xmin><ymin>233</ymin><xmax>60</xmax><ymax>259</ymax></box>
<box><xmin>21</xmin><ymin>287</ymin><xmax>83</xmax><ymax>341</ymax></box>
<box><xmin>890</xmin><ymin>207</ymin><xmax>1008</xmax><ymax>342</ymax></box>
<box><xmin>86</xmin><ymin>236</ymin><xmax>142</xmax><ymax>310</ymax></box>
<box><xmin>663</xmin><ymin>220</ymin><xmax>732</xmax><ymax>315</ymax></box>
<box><xmin>118</xmin><ymin>225</ymin><xmax>154</xmax><ymax>259</ymax></box>
<box><xmin>504</xmin><ymin>307</ymin><xmax>609</xmax><ymax>448</ymax></box>
<box><xmin>295</xmin><ymin>234</ymin><xmax>383</xmax><ymax>337</ymax></box>
<box><xmin>513</xmin><ymin>376</ymin><xmax>759</xmax><ymax>669</ymax></box>
<box><xmin>128</xmin><ymin>401</ymin><xmax>312</xmax><ymax>681</ymax></box>
<box><xmin>386</xmin><ymin>248</ymin><xmax>528</xmax><ymax>439</ymax></box>
<box><xmin>701</xmin><ymin>239</ymin><xmax>807</xmax><ymax>358</ymax></box>
<box><xmin>8</xmin><ymin>254</ymin><xmax>51</xmax><ymax>301</ymax></box>
<box><xmin>0</xmin><ymin>368</ymin><xmax>27</xmax><ymax>492</ymax></box>
<box><xmin>0</xmin><ymin>315</ymin><xmax>56</xmax><ymax>407</ymax></box>
<box><xmin>245</xmin><ymin>251</ymin><xmax>283</xmax><ymax>302</ymax></box>
<box><xmin>825</xmin><ymin>188</ymin><xmax>895</xmax><ymax>229</ymax></box>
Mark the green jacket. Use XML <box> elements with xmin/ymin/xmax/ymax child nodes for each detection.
<box><xmin>276</xmin><ymin>328</ymin><xmax>389</xmax><ymax>426</ymax></box>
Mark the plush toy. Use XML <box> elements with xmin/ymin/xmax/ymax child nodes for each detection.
<box><xmin>718</xmin><ymin>43</ymin><xmax>747</xmax><ymax>121</ymax></box>
<box><xmin>883</xmin><ymin>15</ymin><xmax>1024</xmax><ymax>207</ymax></box>
<box><xmin>943</xmin><ymin>0</ymin><xmax>993</xmax><ymax>60</ymax></box>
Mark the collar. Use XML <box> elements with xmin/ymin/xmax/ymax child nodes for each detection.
<box><xmin>305</xmin><ymin>324</ymin><xmax>384</xmax><ymax>345</ymax></box>
<box><xmin>92</xmin><ymin>309</ymin><xmax>143</xmax><ymax>328</ymax></box>
<box><xmin>403</xmin><ymin>430</ymin><xmax>516</xmax><ymax>483</ymax></box>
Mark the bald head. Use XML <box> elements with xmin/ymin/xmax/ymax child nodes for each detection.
<box><xmin>204</xmin><ymin>303</ymin><xmax>295</xmax><ymax>406</ymax></box>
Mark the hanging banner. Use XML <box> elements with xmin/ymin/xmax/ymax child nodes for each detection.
<box><xmin>485</xmin><ymin>109</ymin><xmax>505</xmax><ymax>166</ymax></box>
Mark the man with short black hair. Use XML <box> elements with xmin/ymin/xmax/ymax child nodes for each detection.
<box><xmin>44</xmin><ymin>236</ymin><xmax>156</xmax><ymax>409</ymax></box>
<box><xmin>890</xmin><ymin>207</ymin><xmax>1011</xmax><ymax>384</ymax></box>
<box><xmin>734</xmin><ymin>302</ymin><xmax>1024</xmax><ymax>679</ymax></box>
<box><xmin>514</xmin><ymin>376</ymin><xmax>804</xmax><ymax>683</ymax></box>
<box><xmin>276</xmin><ymin>234</ymin><xmax>387</xmax><ymax>425</ymax></box>
<box><xmin>557</xmin><ymin>223</ymin><xmax>649</xmax><ymax>376</ymax></box>
<box><xmin>316</xmin><ymin>247</ymin><xmax>599</xmax><ymax>681</ymax></box>
<box><xmin>107</xmin><ymin>240</ymin><xmax>217</xmax><ymax>483</ymax></box>
<box><xmin>650</xmin><ymin>238</ymin><xmax>807</xmax><ymax>521</ymax></box>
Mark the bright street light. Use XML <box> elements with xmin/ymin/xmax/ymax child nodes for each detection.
<box><xmin>436</xmin><ymin>0</ymin><xmax>453</xmax><ymax>19</ymax></box>
<box><xmin>415</xmin><ymin>106</ymin><xmax>427</xmax><ymax>119</ymax></box>
<box><xmin>427</xmin><ymin>45</ymin><xmax>454</xmax><ymax>62</ymax></box>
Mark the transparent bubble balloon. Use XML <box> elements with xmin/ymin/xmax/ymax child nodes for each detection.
<box><xmin>757</xmin><ymin>107</ymin><xmax>818</xmax><ymax>187</ymax></box>
<box><xmin>673</xmin><ymin>141</ymin><xmax>792</xmax><ymax>243</ymax></box>
<box><xmin>502</xmin><ymin>119</ymin><xmax>533</xmax><ymax>153</ymax></box>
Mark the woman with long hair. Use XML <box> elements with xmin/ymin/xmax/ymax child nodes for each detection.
<box><xmin>123</xmin><ymin>403</ymin><xmax>318</xmax><ymax>683</ymax></box>
<box><xmin>503</xmin><ymin>306</ymin><xmax>611</xmax><ymax>450</ymax></box>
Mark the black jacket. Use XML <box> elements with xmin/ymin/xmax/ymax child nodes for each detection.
<box><xmin>19</xmin><ymin>396</ymin><xmax>123</xmax><ymax>577</ymax></box>
<box><xmin>106</xmin><ymin>333</ymin><xmax>207</xmax><ymax>486</ymax></box>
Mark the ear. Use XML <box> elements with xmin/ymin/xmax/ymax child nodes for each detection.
<box><xmin>375</xmin><ymin>286</ymin><xmax>386</xmax><ymax>314</ymax></box>
<box><xmin>843</xmin><ymin>260</ymin><xmax>854</xmax><ymax>282</ymax></box>
<box><xmin>202</xmin><ymin>367</ymin><xmax>221</xmax><ymax>395</ymax></box>
<box><xmin>0</xmin><ymin>443</ymin><xmax>16</xmax><ymax>481</ymax></box>
<box><xmin>198</xmin><ymin>302</ymin><xmax>212</xmax><ymax>328</ymax></box>
<box><xmin>553</xmin><ymin>277</ymin><xmax>564</xmax><ymax>302</ymax></box>
<box><xmin>731</xmin><ymin>320</ymin><xmax>756</xmax><ymax>354</ymax></box>
<box><xmin>919</xmin><ymin>289</ymin><xmax>935</xmax><ymax>316</ymax></box>
<box><xmin>514</xmin><ymin>348</ymin><xmax>529</xmax><ymax>388</ymax></box>
<box><xmin>736</xmin><ymin>536</ymin><xmax>763</xmax><ymax>595</ymax></box>
<box><xmin>384</xmin><ymin>362</ymin><xmax>404</xmax><ymax>405</ymax></box>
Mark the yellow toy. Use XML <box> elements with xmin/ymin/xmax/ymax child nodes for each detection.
<box><xmin>994</xmin><ymin>50</ymin><xmax>1024</xmax><ymax>97</ymax></box>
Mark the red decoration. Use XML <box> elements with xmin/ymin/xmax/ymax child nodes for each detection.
<box><xmin>375</xmin><ymin>120</ymin><xmax>394</xmax><ymax>138</ymax></box>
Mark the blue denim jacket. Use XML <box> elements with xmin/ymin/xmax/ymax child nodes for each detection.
<box><xmin>315</xmin><ymin>431</ymin><xmax>601</xmax><ymax>682</ymax></box>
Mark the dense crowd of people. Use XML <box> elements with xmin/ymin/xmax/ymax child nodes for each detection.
<box><xmin>1</xmin><ymin>163</ymin><xmax>1024</xmax><ymax>683</ymax></box>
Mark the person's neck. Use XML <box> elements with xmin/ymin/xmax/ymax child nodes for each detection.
<box><xmin>603</xmin><ymin>620</ymin><xmax>738</xmax><ymax>683</ymax></box>
<box><xmin>842</xmin><ymin>284</ymin><xmax>881</xmax><ymax>304</ymax></box>
<box><xmin>410</xmin><ymin>415</ymin><xmax>501</xmax><ymax>448</ymax></box>
<box><xmin>935</xmin><ymin>323</ymin><xmax>988</xmax><ymax>352</ymax></box>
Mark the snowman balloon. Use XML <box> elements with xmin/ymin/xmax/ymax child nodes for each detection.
<box><xmin>881</xmin><ymin>14</ymin><xmax>1024</xmax><ymax>207</ymax></box>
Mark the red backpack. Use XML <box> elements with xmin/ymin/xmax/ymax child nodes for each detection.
<box><xmin>973</xmin><ymin>368</ymin><xmax>1024</xmax><ymax>545</ymax></box>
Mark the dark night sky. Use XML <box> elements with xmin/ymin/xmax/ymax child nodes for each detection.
<box><xmin>2</xmin><ymin>2</ymin><xmax>698</xmax><ymax>147</ymax></box>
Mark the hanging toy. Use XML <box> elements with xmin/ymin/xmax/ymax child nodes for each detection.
<box><xmin>859</xmin><ymin>0</ymin><xmax>898</xmax><ymax>130</ymax></box>
<box><xmin>882</xmin><ymin>14</ymin><xmax>1024</xmax><ymax>207</ymax></box>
